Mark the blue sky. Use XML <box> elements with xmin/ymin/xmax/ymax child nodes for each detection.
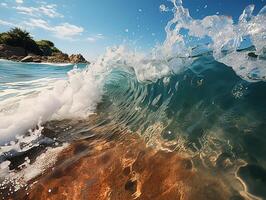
<box><xmin>0</xmin><ymin>0</ymin><xmax>265</xmax><ymax>60</ymax></box>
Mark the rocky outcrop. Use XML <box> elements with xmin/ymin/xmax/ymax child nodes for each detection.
<box><xmin>0</xmin><ymin>44</ymin><xmax>26</xmax><ymax>59</ymax></box>
<box><xmin>69</xmin><ymin>54</ymin><xmax>89</xmax><ymax>64</ymax></box>
<box><xmin>1</xmin><ymin>28</ymin><xmax>90</xmax><ymax>63</ymax></box>
<box><xmin>46</xmin><ymin>52</ymin><xmax>70</xmax><ymax>63</ymax></box>
<box><xmin>21</xmin><ymin>55</ymin><xmax>34</xmax><ymax>62</ymax></box>
<box><xmin>16</xmin><ymin>52</ymin><xmax>90</xmax><ymax>63</ymax></box>
<box><xmin>0</xmin><ymin>44</ymin><xmax>89</xmax><ymax>64</ymax></box>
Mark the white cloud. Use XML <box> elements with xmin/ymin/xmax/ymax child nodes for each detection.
<box><xmin>1</xmin><ymin>3</ymin><xmax>8</xmax><ymax>7</ymax></box>
<box><xmin>0</xmin><ymin>18</ymin><xmax>84</xmax><ymax>40</ymax></box>
<box><xmin>86</xmin><ymin>34</ymin><xmax>105</xmax><ymax>42</ymax></box>
<box><xmin>24</xmin><ymin>19</ymin><xmax>84</xmax><ymax>39</ymax></box>
<box><xmin>15</xmin><ymin>4</ymin><xmax>63</xmax><ymax>18</ymax></box>
<box><xmin>53</xmin><ymin>23</ymin><xmax>84</xmax><ymax>38</ymax></box>
<box><xmin>1</xmin><ymin>2</ymin><xmax>86</xmax><ymax>40</ymax></box>
<box><xmin>16</xmin><ymin>0</ymin><xmax>23</xmax><ymax>4</ymax></box>
<box><xmin>24</xmin><ymin>18</ymin><xmax>51</xmax><ymax>30</ymax></box>
<box><xmin>0</xmin><ymin>19</ymin><xmax>16</xmax><ymax>27</ymax></box>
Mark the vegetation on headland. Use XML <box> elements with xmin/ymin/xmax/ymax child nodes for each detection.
<box><xmin>36</xmin><ymin>40</ymin><xmax>61</xmax><ymax>56</ymax></box>
<box><xmin>0</xmin><ymin>27</ymin><xmax>88</xmax><ymax>63</ymax></box>
<box><xmin>0</xmin><ymin>28</ymin><xmax>58</xmax><ymax>56</ymax></box>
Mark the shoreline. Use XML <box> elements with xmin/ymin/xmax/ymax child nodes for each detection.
<box><xmin>0</xmin><ymin>43</ymin><xmax>90</xmax><ymax>64</ymax></box>
<box><xmin>0</xmin><ymin>57</ymin><xmax>89</xmax><ymax>65</ymax></box>
<box><xmin>0</xmin><ymin>58</ymin><xmax>86</xmax><ymax>66</ymax></box>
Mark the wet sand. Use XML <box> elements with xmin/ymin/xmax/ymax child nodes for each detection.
<box><xmin>2</xmin><ymin>121</ymin><xmax>244</xmax><ymax>200</ymax></box>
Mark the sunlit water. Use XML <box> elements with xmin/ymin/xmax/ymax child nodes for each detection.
<box><xmin>0</xmin><ymin>0</ymin><xmax>266</xmax><ymax>199</ymax></box>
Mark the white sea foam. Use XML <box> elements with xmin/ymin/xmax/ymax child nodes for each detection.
<box><xmin>0</xmin><ymin>2</ymin><xmax>265</xmax><ymax>198</ymax></box>
<box><xmin>27</xmin><ymin>62</ymin><xmax>73</xmax><ymax>67</ymax></box>
<box><xmin>156</xmin><ymin>1</ymin><xmax>266</xmax><ymax>81</ymax></box>
<box><xmin>0</xmin><ymin>65</ymin><xmax>104</xmax><ymax>142</ymax></box>
<box><xmin>0</xmin><ymin>143</ymin><xmax>68</xmax><ymax>192</ymax></box>
<box><xmin>0</xmin><ymin>1</ymin><xmax>265</xmax><ymax>197</ymax></box>
<box><xmin>0</xmin><ymin>59</ymin><xmax>73</xmax><ymax>66</ymax></box>
<box><xmin>0</xmin><ymin>0</ymin><xmax>265</xmax><ymax>144</ymax></box>
<box><xmin>0</xmin><ymin>44</ymin><xmax>170</xmax><ymax>143</ymax></box>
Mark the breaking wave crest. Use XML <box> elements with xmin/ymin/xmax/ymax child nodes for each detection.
<box><xmin>0</xmin><ymin>1</ymin><xmax>266</xmax><ymax>199</ymax></box>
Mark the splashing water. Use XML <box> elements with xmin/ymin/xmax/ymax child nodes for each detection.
<box><xmin>0</xmin><ymin>0</ymin><xmax>266</xmax><ymax>199</ymax></box>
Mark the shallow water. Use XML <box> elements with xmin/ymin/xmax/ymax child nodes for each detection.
<box><xmin>1</xmin><ymin>0</ymin><xmax>266</xmax><ymax>199</ymax></box>
<box><xmin>6</xmin><ymin>118</ymin><xmax>244</xmax><ymax>200</ymax></box>
<box><xmin>1</xmin><ymin>55</ymin><xmax>266</xmax><ymax>199</ymax></box>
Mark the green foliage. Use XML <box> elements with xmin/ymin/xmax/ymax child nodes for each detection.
<box><xmin>36</xmin><ymin>40</ymin><xmax>54</xmax><ymax>47</ymax></box>
<box><xmin>0</xmin><ymin>27</ymin><xmax>41</xmax><ymax>55</ymax></box>
<box><xmin>0</xmin><ymin>28</ymin><xmax>62</xmax><ymax>56</ymax></box>
<box><xmin>36</xmin><ymin>40</ymin><xmax>53</xmax><ymax>56</ymax></box>
<box><xmin>36</xmin><ymin>40</ymin><xmax>60</xmax><ymax>56</ymax></box>
<box><xmin>51</xmin><ymin>46</ymin><xmax>61</xmax><ymax>53</ymax></box>
<box><xmin>0</xmin><ymin>33</ymin><xmax>4</xmax><ymax>44</ymax></box>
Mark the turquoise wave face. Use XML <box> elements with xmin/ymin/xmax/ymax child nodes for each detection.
<box><xmin>100</xmin><ymin>55</ymin><xmax>266</xmax><ymax>198</ymax></box>
<box><xmin>1</xmin><ymin>1</ymin><xmax>266</xmax><ymax>198</ymax></box>
<box><xmin>0</xmin><ymin>54</ymin><xmax>266</xmax><ymax>199</ymax></box>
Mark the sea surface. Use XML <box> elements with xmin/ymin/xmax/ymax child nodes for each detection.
<box><xmin>0</xmin><ymin>0</ymin><xmax>266</xmax><ymax>199</ymax></box>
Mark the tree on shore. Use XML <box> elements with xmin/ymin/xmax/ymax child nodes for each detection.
<box><xmin>36</xmin><ymin>40</ymin><xmax>61</xmax><ymax>56</ymax></box>
<box><xmin>0</xmin><ymin>28</ymin><xmax>41</xmax><ymax>55</ymax></box>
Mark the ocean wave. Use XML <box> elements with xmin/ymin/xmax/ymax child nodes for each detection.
<box><xmin>0</xmin><ymin>1</ymin><xmax>266</xmax><ymax>198</ymax></box>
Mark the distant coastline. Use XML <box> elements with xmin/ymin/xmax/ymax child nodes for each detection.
<box><xmin>0</xmin><ymin>58</ymin><xmax>74</xmax><ymax>66</ymax></box>
<box><xmin>0</xmin><ymin>28</ymin><xmax>89</xmax><ymax>64</ymax></box>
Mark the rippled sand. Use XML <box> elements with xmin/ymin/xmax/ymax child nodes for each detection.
<box><xmin>1</xmin><ymin>121</ymin><xmax>244</xmax><ymax>200</ymax></box>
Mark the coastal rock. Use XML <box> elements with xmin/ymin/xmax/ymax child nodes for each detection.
<box><xmin>0</xmin><ymin>44</ymin><xmax>26</xmax><ymax>58</ymax></box>
<box><xmin>20</xmin><ymin>55</ymin><xmax>33</xmax><ymax>62</ymax></box>
<box><xmin>0</xmin><ymin>44</ymin><xmax>89</xmax><ymax>64</ymax></box>
<box><xmin>9</xmin><ymin>55</ymin><xmax>24</xmax><ymax>61</ymax></box>
<box><xmin>1</xmin><ymin>28</ymin><xmax>90</xmax><ymax>63</ymax></box>
<box><xmin>29</xmin><ymin>54</ymin><xmax>45</xmax><ymax>63</ymax></box>
<box><xmin>47</xmin><ymin>52</ymin><xmax>70</xmax><ymax>63</ymax></box>
<box><xmin>69</xmin><ymin>54</ymin><xmax>89</xmax><ymax>63</ymax></box>
<box><xmin>32</xmin><ymin>58</ymin><xmax>42</xmax><ymax>63</ymax></box>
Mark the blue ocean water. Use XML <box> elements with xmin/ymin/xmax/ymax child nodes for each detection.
<box><xmin>0</xmin><ymin>0</ymin><xmax>266</xmax><ymax>199</ymax></box>
<box><xmin>102</xmin><ymin>56</ymin><xmax>266</xmax><ymax>198</ymax></box>
<box><xmin>0</xmin><ymin>60</ymin><xmax>88</xmax><ymax>104</ymax></box>
<box><xmin>1</xmin><ymin>53</ymin><xmax>266</xmax><ymax>199</ymax></box>
<box><xmin>0</xmin><ymin>59</ymin><xmax>86</xmax><ymax>93</ymax></box>
<box><xmin>1</xmin><ymin>54</ymin><xmax>266</xmax><ymax>199</ymax></box>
